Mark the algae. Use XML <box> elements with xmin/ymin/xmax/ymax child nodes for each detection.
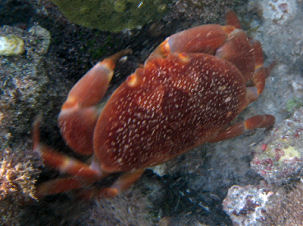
<box><xmin>51</xmin><ymin>0</ymin><xmax>169</xmax><ymax>32</ymax></box>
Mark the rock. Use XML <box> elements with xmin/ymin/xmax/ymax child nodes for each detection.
<box><xmin>259</xmin><ymin>0</ymin><xmax>297</xmax><ymax>25</ymax></box>
<box><xmin>223</xmin><ymin>183</ymin><xmax>273</xmax><ymax>225</ymax></box>
<box><xmin>251</xmin><ymin>107</ymin><xmax>303</xmax><ymax>185</ymax></box>
<box><xmin>0</xmin><ymin>24</ymin><xmax>51</xmax><ymax>225</ymax></box>
<box><xmin>0</xmin><ymin>25</ymin><xmax>51</xmax><ymax>142</ymax></box>
<box><xmin>223</xmin><ymin>180</ymin><xmax>303</xmax><ymax>225</ymax></box>
<box><xmin>0</xmin><ymin>34</ymin><xmax>24</xmax><ymax>56</ymax></box>
<box><xmin>2</xmin><ymin>0</ymin><xmax>303</xmax><ymax>225</ymax></box>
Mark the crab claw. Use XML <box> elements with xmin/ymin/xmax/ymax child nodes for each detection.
<box><xmin>58</xmin><ymin>49</ymin><xmax>132</xmax><ymax>155</ymax></box>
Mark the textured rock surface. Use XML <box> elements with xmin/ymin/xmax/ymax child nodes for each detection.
<box><xmin>223</xmin><ymin>183</ymin><xmax>273</xmax><ymax>225</ymax></box>
<box><xmin>0</xmin><ymin>24</ymin><xmax>50</xmax><ymax>225</ymax></box>
<box><xmin>251</xmin><ymin>107</ymin><xmax>303</xmax><ymax>185</ymax></box>
<box><xmin>223</xmin><ymin>180</ymin><xmax>303</xmax><ymax>225</ymax></box>
<box><xmin>1</xmin><ymin>0</ymin><xmax>303</xmax><ymax>225</ymax></box>
<box><xmin>21</xmin><ymin>173</ymin><xmax>165</xmax><ymax>225</ymax></box>
<box><xmin>263</xmin><ymin>180</ymin><xmax>303</xmax><ymax>225</ymax></box>
<box><xmin>222</xmin><ymin>1</ymin><xmax>303</xmax><ymax>224</ymax></box>
<box><xmin>0</xmin><ymin>25</ymin><xmax>51</xmax><ymax>138</ymax></box>
<box><xmin>0</xmin><ymin>34</ymin><xmax>24</xmax><ymax>55</ymax></box>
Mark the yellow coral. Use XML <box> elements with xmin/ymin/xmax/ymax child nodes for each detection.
<box><xmin>0</xmin><ymin>147</ymin><xmax>39</xmax><ymax>225</ymax></box>
<box><xmin>0</xmin><ymin>35</ymin><xmax>24</xmax><ymax>56</ymax></box>
<box><xmin>279</xmin><ymin>146</ymin><xmax>301</xmax><ymax>162</ymax></box>
<box><xmin>0</xmin><ymin>148</ymin><xmax>37</xmax><ymax>201</ymax></box>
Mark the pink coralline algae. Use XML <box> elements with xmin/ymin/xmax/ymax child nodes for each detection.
<box><xmin>251</xmin><ymin>107</ymin><xmax>303</xmax><ymax>184</ymax></box>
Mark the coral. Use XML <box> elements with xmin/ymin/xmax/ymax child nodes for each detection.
<box><xmin>50</xmin><ymin>0</ymin><xmax>170</xmax><ymax>32</ymax></box>
<box><xmin>223</xmin><ymin>180</ymin><xmax>303</xmax><ymax>225</ymax></box>
<box><xmin>3</xmin><ymin>0</ymin><xmax>303</xmax><ymax>225</ymax></box>
<box><xmin>251</xmin><ymin>107</ymin><xmax>303</xmax><ymax>185</ymax></box>
<box><xmin>258</xmin><ymin>0</ymin><xmax>297</xmax><ymax>24</ymax></box>
<box><xmin>0</xmin><ymin>34</ymin><xmax>24</xmax><ymax>56</ymax></box>
<box><xmin>0</xmin><ymin>146</ymin><xmax>40</xmax><ymax>226</ymax></box>
<box><xmin>223</xmin><ymin>184</ymin><xmax>273</xmax><ymax>225</ymax></box>
<box><xmin>0</xmin><ymin>148</ymin><xmax>37</xmax><ymax>201</ymax></box>
<box><xmin>0</xmin><ymin>23</ymin><xmax>58</xmax><ymax>225</ymax></box>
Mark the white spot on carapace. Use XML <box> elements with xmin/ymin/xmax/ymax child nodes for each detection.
<box><xmin>225</xmin><ymin>97</ymin><xmax>232</xmax><ymax>102</ymax></box>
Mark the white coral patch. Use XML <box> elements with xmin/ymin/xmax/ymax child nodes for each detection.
<box><xmin>0</xmin><ymin>35</ymin><xmax>24</xmax><ymax>56</ymax></box>
<box><xmin>260</xmin><ymin>0</ymin><xmax>297</xmax><ymax>24</ymax></box>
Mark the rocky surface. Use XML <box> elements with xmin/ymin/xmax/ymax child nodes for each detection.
<box><xmin>223</xmin><ymin>107</ymin><xmax>303</xmax><ymax>225</ymax></box>
<box><xmin>223</xmin><ymin>183</ymin><xmax>273</xmax><ymax>225</ymax></box>
<box><xmin>0</xmin><ymin>24</ymin><xmax>51</xmax><ymax>225</ymax></box>
<box><xmin>251</xmin><ymin>107</ymin><xmax>303</xmax><ymax>185</ymax></box>
<box><xmin>221</xmin><ymin>0</ymin><xmax>303</xmax><ymax>224</ymax></box>
<box><xmin>1</xmin><ymin>0</ymin><xmax>303</xmax><ymax>225</ymax></box>
<box><xmin>223</xmin><ymin>180</ymin><xmax>303</xmax><ymax>225</ymax></box>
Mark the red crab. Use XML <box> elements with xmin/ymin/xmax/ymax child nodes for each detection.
<box><xmin>33</xmin><ymin>12</ymin><xmax>274</xmax><ymax>199</ymax></box>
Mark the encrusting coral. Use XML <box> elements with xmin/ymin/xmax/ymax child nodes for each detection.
<box><xmin>0</xmin><ymin>148</ymin><xmax>37</xmax><ymax>201</ymax></box>
<box><xmin>0</xmin><ymin>146</ymin><xmax>40</xmax><ymax>225</ymax></box>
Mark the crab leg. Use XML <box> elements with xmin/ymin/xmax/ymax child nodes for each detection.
<box><xmin>58</xmin><ymin>49</ymin><xmax>132</xmax><ymax>155</ymax></box>
<box><xmin>147</xmin><ymin>24</ymin><xmax>232</xmax><ymax>61</ymax></box>
<box><xmin>33</xmin><ymin>51</ymin><xmax>132</xmax><ymax>197</ymax></box>
<box><xmin>36</xmin><ymin>177</ymin><xmax>84</xmax><ymax>198</ymax></box>
<box><xmin>37</xmin><ymin>144</ymin><xmax>102</xmax><ymax>180</ymax></box>
<box><xmin>78</xmin><ymin>169</ymin><xmax>145</xmax><ymax>200</ymax></box>
<box><xmin>33</xmin><ymin>118</ymin><xmax>111</xmax><ymax>197</ymax></box>
<box><xmin>98</xmin><ymin>169</ymin><xmax>144</xmax><ymax>198</ymax></box>
<box><xmin>33</xmin><ymin>118</ymin><xmax>103</xmax><ymax>180</ymax></box>
<box><xmin>147</xmin><ymin>11</ymin><xmax>242</xmax><ymax>62</ymax></box>
<box><xmin>61</xmin><ymin>49</ymin><xmax>132</xmax><ymax>110</ymax></box>
<box><xmin>245</xmin><ymin>42</ymin><xmax>275</xmax><ymax>105</ymax></box>
<box><xmin>225</xmin><ymin>11</ymin><xmax>241</xmax><ymax>29</ymax></box>
<box><xmin>251</xmin><ymin>41</ymin><xmax>275</xmax><ymax>96</ymax></box>
<box><xmin>207</xmin><ymin>115</ymin><xmax>275</xmax><ymax>143</ymax></box>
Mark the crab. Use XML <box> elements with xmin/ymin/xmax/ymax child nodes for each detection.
<box><xmin>33</xmin><ymin>12</ymin><xmax>275</xmax><ymax>199</ymax></box>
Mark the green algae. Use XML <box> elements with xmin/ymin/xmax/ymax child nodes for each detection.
<box><xmin>286</xmin><ymin>97</ymin><xmax>303</xmax><ymax>113</ymax></box>
<box><xmin>51</xmin><ymin>0</ymin><xmax>169</xmax><ymax>32</ymax></box>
